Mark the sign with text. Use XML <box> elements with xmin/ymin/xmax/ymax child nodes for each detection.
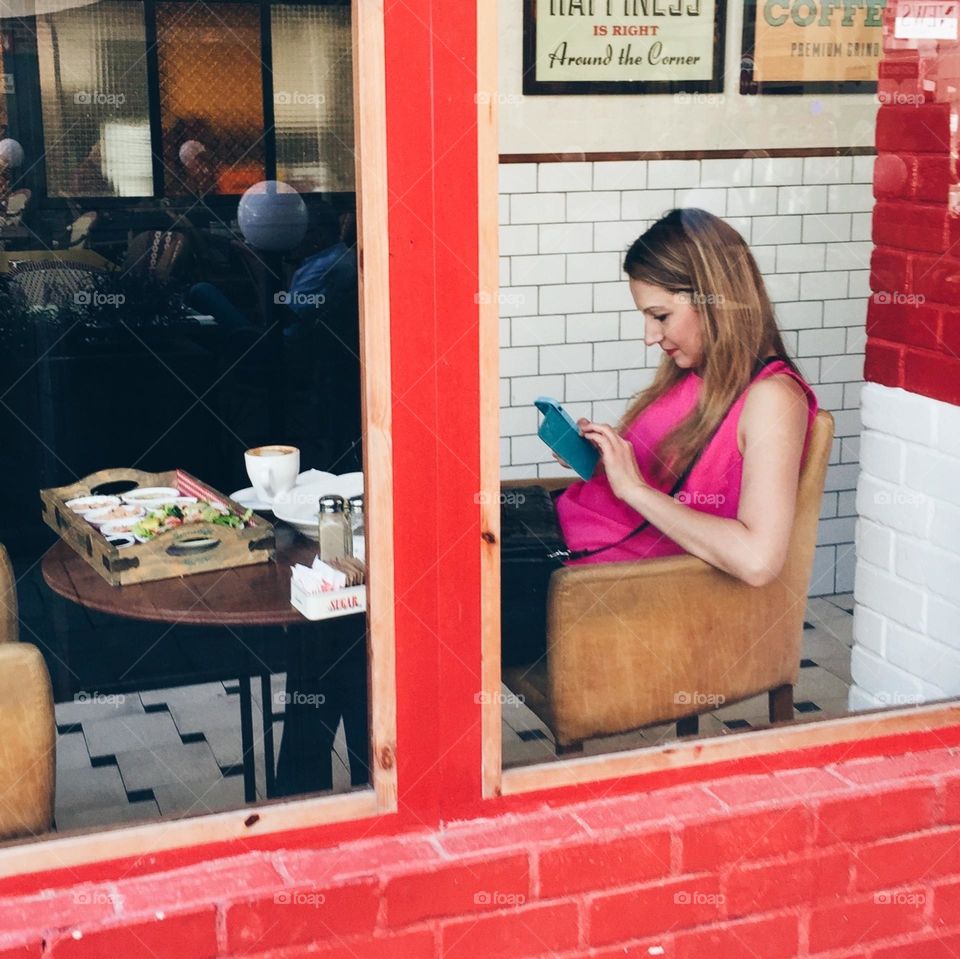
<box><xmin>741</xmin><ymin>0</ymin><xmax>884</xmax><ymax>94</ymax></box>
<box><xmin>523</xmin><ymin>0</ymin><xmax>725</xmax><ymax>95</ymax></box>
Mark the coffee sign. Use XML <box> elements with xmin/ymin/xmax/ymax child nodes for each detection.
<box><xmin>522</xmin><ymin>0</ymin><xmax>726</xmax><ymax>94</ymax></box>
<box><xmin>741</xmin><ymin>0</ymin><xmax>883</xmax><ymax>93</ymax></box>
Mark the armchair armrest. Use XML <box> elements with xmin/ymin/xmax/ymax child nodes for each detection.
<box><xmin>544</xmin><ymin>553</ymin><xmax>805</xmax><ymax>745</ymax></box>
<box><xmin>0</xmin><ymin>644</ymin><xmax>56</xmax><ymax>840</ymax></box>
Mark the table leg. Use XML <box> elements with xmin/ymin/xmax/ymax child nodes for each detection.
<box><xmin>261</xmin><ymin>672</ymin><xmax>276</xmax><ymax>797</ymax></box>
<box><xmin>238</xmin><ymin>676</ymin><xmax>256</xmax><ymax>803</ymax></box>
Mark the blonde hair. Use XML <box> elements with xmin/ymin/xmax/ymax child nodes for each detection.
<box><xmin>620</xmin><ymin>208</ymin><xmax>798</xmax><ymax>485</ymax></box>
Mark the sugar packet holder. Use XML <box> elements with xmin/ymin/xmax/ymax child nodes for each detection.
<box><xmin>290</xmin><ymin>556</ymin><xmax>367</xmax><ymax>620</ymax></box>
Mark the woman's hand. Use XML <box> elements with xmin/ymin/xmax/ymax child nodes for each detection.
<box><xmin>579</xmin><ymin>419</ymin><xmax>646</xmax><ymax>503</ymax></box>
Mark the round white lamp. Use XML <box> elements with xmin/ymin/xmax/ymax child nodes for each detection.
<box><xmin>0</xmin><ymin>138</ymin><xmax>25</xmax><ymax>169</ymax></box>
<box><xmin>237</xmin><ymin>180</ymin><xmax>308</xmax><ymax>252</ymax></box>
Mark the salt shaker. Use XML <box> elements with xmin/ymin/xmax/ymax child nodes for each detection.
<box><xmin>317</xmin><ymin>494</ymin><xmax>352</xmax><ymax>563</ymax></box>
<box><xmin>347</xmin><ymin>494</ymin><xmax>365</xmax><ymax>562</ymax></box>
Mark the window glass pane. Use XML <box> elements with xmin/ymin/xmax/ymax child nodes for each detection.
<box><xmin>156</xmin><ymin>1</ymin><xmax>265</xmax><ymax>197</ymax></box>
<box><xmin>36</xmin><ymin>0</ymin><xmax>152</xmax><ymax>197</ymax></box>
<box><xmin>272</xmin><ymin>3</ymin><xmax>355</xmax><ymax>193</ymax></box>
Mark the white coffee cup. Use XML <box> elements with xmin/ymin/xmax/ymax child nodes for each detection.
<box><xmin>244</xmin><ymin>445</ymin><xmax>300</xmax><ymax>502</ymax></box>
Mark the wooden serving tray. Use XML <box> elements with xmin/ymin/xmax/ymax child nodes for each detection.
<box><xmin>40</xmin><ymin>468</ymin><xmax>275</xmax><ymax>586</ymax></box>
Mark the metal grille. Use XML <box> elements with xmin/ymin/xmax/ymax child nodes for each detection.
<box><xmin>271</xmin><ymin>2</ymin><xmax>355</xmax><ymax>193</ymax></box>
<box><xmin>36</xmin><ymin>0</ymin><xmax>153</xmax><ymax>197</ymax></box>
<box><xmin>156</xmin><ymin>1</ymin><xmax>265</xmax><ymax>197</ymax></box>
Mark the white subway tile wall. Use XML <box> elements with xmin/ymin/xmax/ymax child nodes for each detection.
<box><xmin>498</xmin><ymin>155</ymin><xmax>874</xmax><ymax>596</ymax></box>
<box><xmin>850</xmin><ymin>383</ymin><xmax>960</xmax><ymax>708</ymax></box>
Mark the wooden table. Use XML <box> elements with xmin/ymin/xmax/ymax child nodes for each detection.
<box><xmin>42</xmin><ymin>524</ymin><xmax>325</xmax><ymax>802</ymax></box>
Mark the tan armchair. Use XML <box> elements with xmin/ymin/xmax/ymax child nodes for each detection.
<box><xmin>0</xmin><ymin>544</ymin><xmax>56</xmax><ymax>840</ymax></box>
<box><xmin>502</xmin><ymin>409</ymin><xmax>834</xmax><ymax>753</ymax></box>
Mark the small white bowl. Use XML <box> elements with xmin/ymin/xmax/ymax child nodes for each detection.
<box><xmin>85</xmin><ymin>503</ymin><xmax>146</xmax><ymax>527</ymax></box>
<box><xmin>100</xmin><ymin>518</ymin><xmax>142</xmax><ymax>537</ymax></box>
<box><xmin>104</xmin><ymin>533</ymin><xmax>136</xmax><ymax>549</ymax></box>
<box><xmin>66</xmin><ymin>495</ymin><xmax>121</xmax><ymax>514</ymax></box>
<box><xmin>121</xmin><ymin>487</ymin><xmax>181</xmax><ymax>507</ymax></box>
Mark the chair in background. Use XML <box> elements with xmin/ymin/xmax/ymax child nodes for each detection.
<box><xmin>0</xmin><ymin>188</ymin><xmax>31</xmax><ymax>227</ymax></box>
<box><xmin>0</xmin><ymin>544</ymin><xmax>56</xmax><ymax>841</ymax></box>
<box><xmin>501</xmin><ymin>409</ymin><xmax>835</xmax><ymax>754</ymax></box>
<box><xmin>122</xmin><ymin>230</ymin><xmax>192</xmax><ymax>286</ymax></box>
<box><xmin>54</xmin><ymin>210</ymin><xmax>99</xmax><ymax>250</ymax></box>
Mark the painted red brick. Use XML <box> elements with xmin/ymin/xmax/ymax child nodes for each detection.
<box><xmin>238</xmin><ymin>929</ymin><xmax>437</xmax><ymax>959</ymax></box>
<box><xmin>224</xmin><ymin>880</ymin><xmax>380</xmax><ymax>955</ymax></box>
<box><xmin>723</xmin><ymin>847</ymin><xmax>851</xmax><ymax>916</ymax></box>
<box><xmin>854</xmin><ymin>828</ymin><xmax>960</xmax><ymax>892</ymax></box>
<box><xmin>904</xmin><ymin>348</ymin><xmax>960</xmax><ymax>406</ymax></box>
<box><xmin>278</xmin><ymin>837</ymin><xmax>439</xmax><ymax>887</ymax></box>
<box><xmin>937</xmin><ymin>310</ymin><xmax>960</xmax><ymax>359</ymax></box>
<box><xmin>867</xmin><ymin>299</ymin><xmax>940</xmax><ymax>350</ymax></box>
<box><xmin>47</xmin><ymin>909</ymin><xmax>217</xmax><ymax>959</ymax></box>
<box><xmin>874</xmin><ymin>201</ymin><xmax>951</xmax><ymax>253</ymax></box>
<box><xmin>673</xmin><ymin>913</ymin><xmax>799</xmax><ymax>959</ymax></box>
<box><xmin>876</xmin><ymin>102</ymin><xmax>952</xmax><ymax>153</ymax></box>
<box><xmin>907</xmin><ymin>252</ymin><xmax>960</xmax><ymax>302</ymax></box>
<box><xmin>834</xmin><ymin>748</ymin><xmax>960</xmax><ymax>786</ymax></box>
<box><xmin>680</xmin><ymin>805</ymin><xmax>810</xmax><ymax>873</ymax></box>
<box><xmin>439</xmin><ymin>901</ymin><xmax>579</xmax><ymax>959</ymax></box>
<box><xmin>873</xmin><ymin>153</ymin><xmax>912</xmax><ymax>199</ymax></box>
<box><xmin>870</xmin><ymin>247</ymin><xmax>910</xmax><ymax>294</ymax></box>
<box><xmin>808</xmin><ymin>889</ymin><xmax>927</xmax><ymax>952</ymax></box>
<box><xmin>0</xmin><ymin>941</ymin><xmax>41</xmax><ymax>959</ymax></box>
<box><xmin>931</xmin><ymin>876</ymin><xmax>960</xmax><ymax>925</ymax></box>
<box><xmin>115</xmin><ymin>855</ymin><xmax>284</xmax><ymax>915</ymax></box>
<box><xmin>864</xmin><ymin>339</ymin><xmax>905</xmax><ymax>388</ymax></box>
<box><xmin>705</xmin><ymin>768</ymin><xmax>849</xmax><ymax>808</ymax></box>
<box><xmin>816</xmin><ymin>785</ymin><xmax>938</xmax><ymax>845</ymax></box>
<box><xmin>589</xmin><ymin>874</ymin><xmax>723</xmax><ymax>945</ymax></box>
<box><xmin>0</xmin><ymin>889</ymin><xmax>116</xmax><ymax>938</ymax></box>
<box><xmin>383</xmin><ymin>853</ymin><xmax>529</xmax><ymax>926</ymax></box>
<box><xmin>572</xmin><ymin>784</ymin><xmax>722</xmax><ymax>833</ymax></box>
<box><xmin>913</xmin><ymin>154</ymin><xmax>953</xmax><ymax>201</ymax></box>
<box><xmin>589</xmin><ymin>937</ymin><xmax>676</xmax><ymax>958</ymax></box>
<box><xmin>942</xmin><ymin>775</ymin><xmax>960</xmax><ymax>823</ymax></box>
<box><xmin>538</xmin><ymin>828</ymin><xmax>672</xmax><ymax>898</ymax></box>
<box><xmin>438</xmin><ymin>811</ymin><xmax>588</xmax><ymax>856</ymax></box>
<box><xmin>872</xmin><ymin>930</ymin><xmax>960</xmax><ymax>959</ymax></box>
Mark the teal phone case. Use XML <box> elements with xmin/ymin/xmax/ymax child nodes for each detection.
<box><xmin>534</xmin><ymin>396</ymin><xmax>599</xmax><ymax>481</ymax></box>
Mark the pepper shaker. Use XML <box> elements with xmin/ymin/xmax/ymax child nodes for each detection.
<box><xmin>317</xmin><ymin>494</ymin><xmax>352</xmax><ymax>564</ymax></box>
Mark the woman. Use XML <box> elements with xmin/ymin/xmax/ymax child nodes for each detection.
<box><xmin>502</xmin><ymin>207</ymin><xmax>819</xmax><ymax>666</ymax></box>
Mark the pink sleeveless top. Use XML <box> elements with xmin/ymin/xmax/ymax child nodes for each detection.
<box><xmin>556</xmin><ymin>359</ymin><xmax>819</xmax><ymax>565</ymax></box>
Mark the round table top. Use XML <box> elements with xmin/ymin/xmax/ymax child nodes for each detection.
<box><xmin>42</xmin><ymin>522</ymin><xmax>318</xmax><ymax>626</ymax></box>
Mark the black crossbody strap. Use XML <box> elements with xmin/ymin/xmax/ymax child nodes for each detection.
<box><xmin>551</xmin><ymin>355</ymin><xmax>782</xmax><ymax>563</ymax></box>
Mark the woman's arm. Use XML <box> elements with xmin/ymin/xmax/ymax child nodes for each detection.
<box><xmin>580</xmin><ymin>375</ymin><xmax>809</xmax><ymax>587</ymax></box>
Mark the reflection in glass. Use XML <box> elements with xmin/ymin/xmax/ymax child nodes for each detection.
<box><xmin>36</xmin><ymin>0</ymin><xmax>152</xmax><ymax>197</ymax></box>
<box><xmin>272</xmin><ymin>3</ymin><xmax>355</xmax><ymax>193</ymax></box>
<box><xmin>156</xmin><ymin>1</ymin><xmax>265</xmax><ymax>197</ymax></box>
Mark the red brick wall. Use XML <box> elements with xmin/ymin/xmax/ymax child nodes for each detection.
<box><xmin>3</xmin><ymin>746</ymin><xmax>960</xmax><ymax>957</ymax></box>
<box><xmin>868</xmin><ymin>3</ymin><xmax>960</xmax><ymax>405</ymax></box>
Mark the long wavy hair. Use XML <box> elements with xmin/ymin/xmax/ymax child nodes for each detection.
<box><xmin>620</xmin><ymin>208</ymin><xmax>799</xmax><ymax>486</ymax></box>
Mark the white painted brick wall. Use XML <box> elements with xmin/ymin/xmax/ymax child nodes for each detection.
<box><xmin>498</xmin><ymin>156</ymin><xmax>874</xmax><ymax>596</ymax></box>
<box><xmin>849</xmin><ymin>382</ymin><xmax>960</xmax><ymax>710</ymax></box>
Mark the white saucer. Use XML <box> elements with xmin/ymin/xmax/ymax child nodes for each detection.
<box><xmin>229</xmin><ymin>486</ymin><xmax>273</xmax><ymax>512</ymax></box>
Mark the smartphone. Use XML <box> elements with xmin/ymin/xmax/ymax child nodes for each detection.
<box><xmin>534</xmin><ymin>396</ymin><xmax>599</xmax><ymax>481</ymax></box>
